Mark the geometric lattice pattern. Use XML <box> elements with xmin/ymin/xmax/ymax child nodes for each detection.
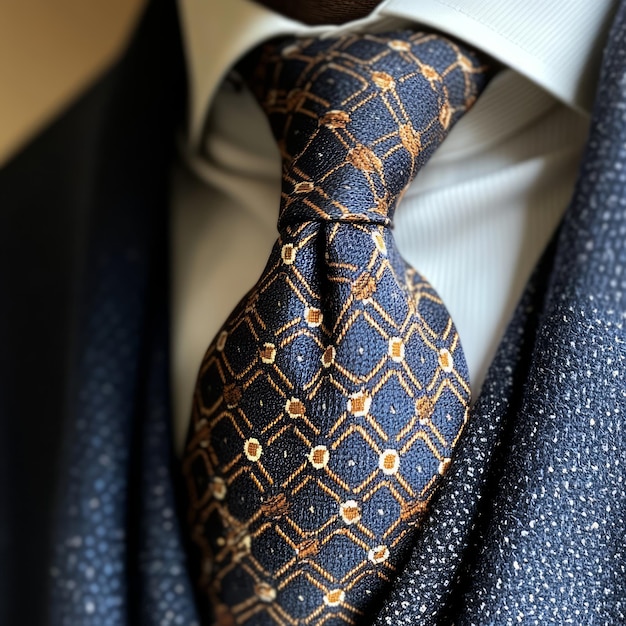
<box><xmin>183</xmin><ymin>31</ymin><xmax>488</xmax><ymax>625</ymax></box>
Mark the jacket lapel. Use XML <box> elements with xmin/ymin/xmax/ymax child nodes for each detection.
<box><xmin>45</xmin><ymin>1</ymin><xmax>199</xmax><ymax>624</ymax></box>
<box><xmin>374</xmin><ymin>1</ymin><xmax>626</xmax><ymax>623</ymax></box>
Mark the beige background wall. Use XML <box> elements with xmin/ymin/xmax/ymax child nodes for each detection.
<box><xmin>0</xmin><ymin>0</ymin><xmax>146</xmax><ymax>166</ymax></box>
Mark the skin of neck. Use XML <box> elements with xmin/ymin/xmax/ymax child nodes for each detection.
<box><xmin>252</xmin><ymin>0</ymin><xmax>384</xmax><ymax>24</ymax></box>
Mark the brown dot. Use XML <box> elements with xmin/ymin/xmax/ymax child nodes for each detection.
<box><xmin>340</xmin><ymin>500</ymin><xmax>361</xmax><ymax>525</ymax></box>
<box><xmin>286</xmin><ymin>397</ymin><xmax>306</xmax><ymax>419</ymax></box>
<box><xmin>230</xmin><ymin>532</ymin><xmax>251</xmax><ymax>562</ymax></box>
<box><xmin>374</xmin><ymin>194</ymin><xmax>389</xmax><ymax>215</ymax></box>
<box><xmin>216</xmin><ymin>330</ymin><xmax>228</xmax><ymax>351</ymax></box>
<box><xmin>211</xmin><ymin>477</ymin><xmax>227</xmax><ymax>501</ymax></box>
<box><xmin>223</xmin><ymin>384</ymin><xmax>242</xmax><ymax>408</ymax></box>
<box><xmin>297</xmin><ymin>538</ymin><xmax>320</xmax><ymax>559</ymax></box>
<box><xmin>379</xmin><ymin>449</ymin><xmax>400</xmax><ymax>475</ymax></box>
<box><xmin>281</xmin><ymin>243</ymin><xmax>296</xmax><ymax>265</ymax></box>
<box><xmin>320</xmin><ymin>110</ymin><xmax>350</xmax><ymax>129</ymax></box>
<box><xmin>348</xmin><ymin>391</ymin><xmax>371</xmax><ymax>416</ymax></box>
<box><xmin>324</xmin><ymin>589</ymin><xmax>345</xmax><ymax>607</ymax></box>
<box><xmin>422</xmin><ymin>65</ymin><xmax>440</xmax><ymax>82</ymax></box>
<box><xmin>351</xmin><ymin>397</ymin><xmax>365</xmax><ymax>413</ymax></box>
<box><xmin>347</xmin><ymin>145</ymin><xmax>383</xmax><ymax>173</ymax></box>
<box><xmin>308</xmin><ymin>445</ymin><xmax>329</xmax><ymax>469</ymax></box>
<box><xmin>458</xmin><ymin>54</ymin><xmax>472</xmax><ymax>70</ymax></box>
<box><xmin>416</xmin><ymin>396</ymin><xmax>434</xmax><ymax>423</ymax></box>
<box><xmin>321</xmin><ymin>346</ymin><xmax>336</xmax><ymax>368</ymax></box>
<box><xmin>372</xmin><ymin>230</ymin><xmax>387</xmax><ymax>254</ymax></box>
<box><xmin>371</xmin><ymin>71</ymin><xmax>395</xmax><ymax>91</ymax></box>
<box><xmin>260</xmin><ymin>342</ymin><xmax>277</xmax><ymax>364</ymax></box>
<box><xmin>399</xmin><ymin>123</ymin><xmax>421</xmax><ymax>156</ymax></box>
<box><xmin>255</xmin><ymin>582</ymin><xmax>276</xmax><ymax>603</ymax></box>
<box><xmin>294</xmin><ymin>181</ymin><xmax>314</xmax><ymax>194</ymax></box>
<box><xmin>438</xmin><ymin>457</ymin><xmax>452</xmax><ymax>475</ymax></box>
<box><xmin>305</xmin><ymin>307</ymin><xmax>323</xmax><ymax>327</ymax></box>
<box><xmin>438</xmin><ymin>348</ymin><xmax>454</xmax><ymax>372</ymax></box>
<box><xmin>261</xmin><ymin>493</ymin><xmax>290</xmax><ymax>519</ymax></box>
<box><xmin>388</xmin><ymin>39</ymin><xmax>411</xmax><ymax>52</ymax></box>
<box><xmin>368</xmin><ymin>545</ymin><xmax>390</xmax><ymax>563</ymax></box>
<box><xmin>388</xmin><ymin>337</ymin><xmax>405</xmax><ymax>362</ymax></box>
<box><xmin>353</xmin><ymin>273</ymin><xmax>377</xmax><ymax>300</ymax></box>
<box><xmin>244</xmin><ymin>438</ymin><xmax>262</xmax><ymax>462</ymax></box>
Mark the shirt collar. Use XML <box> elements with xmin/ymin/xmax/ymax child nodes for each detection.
<box><xmin>177</xmin><ymin>0</ymin><xmax>617</xmax><ymax>149</ymax></box>
<box><xmin>383</xmin><ymin>0</ymin><xmax>618</xmax><ymax>117</ymax></box>
<box><xmin>177</xmin><ymin>0</ymin><xmax>397</xmax><ymax>148</ymax></box>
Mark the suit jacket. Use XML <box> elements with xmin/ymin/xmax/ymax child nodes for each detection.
<box><xmin>0</xmin><ymin>0</ymin><xmax>624</xmax><ymax>624</ymax></box>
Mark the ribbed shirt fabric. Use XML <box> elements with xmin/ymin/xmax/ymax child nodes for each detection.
<box><xmin>170</xmin><ymin>0</ymin><xmax>613</xmax><ymax>451</ymax></box>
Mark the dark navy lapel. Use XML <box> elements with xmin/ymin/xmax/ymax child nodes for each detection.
<box><xmin>374</xmin><ymin>2</ymin><xmax>626</xmax><ymax>624</ymax></box>
<box><xmin>44</xmin><ymin>0</ymin><xmax>202</xmax><ymax>624</ymax></box>
<box><xmin>0</xmin><ymin>0</ymin><xmax>199</xmax><ymax>624</ymax></box>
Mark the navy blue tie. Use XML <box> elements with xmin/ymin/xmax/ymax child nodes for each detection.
<box><xmin>183</xmin><ymin>30</ymin><xmax>489</xmax><ymax>624</ymax></box>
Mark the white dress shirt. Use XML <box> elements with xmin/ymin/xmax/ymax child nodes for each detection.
<box><xmin>171</xmin><ymin>0</ymin><xmax>615</xmax><ymax>452</ymax></box>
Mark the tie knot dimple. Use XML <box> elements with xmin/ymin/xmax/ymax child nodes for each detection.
<box><xmin>241</xmin><ymin>31</ymin><xmax>489</xmax><ymax>228</ymax></box>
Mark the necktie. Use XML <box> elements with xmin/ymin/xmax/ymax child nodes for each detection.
<box><xmin>183</xmin><ymin>30</ymin><xmax>488</xmax><ymax>624</ymax></box>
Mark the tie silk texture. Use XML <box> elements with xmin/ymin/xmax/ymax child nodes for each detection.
<box><xmin>184</xmin><ymin>31</ymin><xmax>488</xmax><ymax>625</ymax></box>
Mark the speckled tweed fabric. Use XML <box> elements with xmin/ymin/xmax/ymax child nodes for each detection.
<box><xmin>373</xmin><ymin>3</ymin><xmax>626</xmax><ymax>625</ymax></box>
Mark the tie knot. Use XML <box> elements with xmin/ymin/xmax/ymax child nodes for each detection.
<box><xmin>241</xmin><ymin>31</ymin><xmax>488</xmax><ymax>229</ymax></box>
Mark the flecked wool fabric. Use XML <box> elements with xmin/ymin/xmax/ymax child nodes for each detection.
<box><xmin>373</xmin><ymin>2</ymin><xmax>626</xmax><ymax>624</ymax></box>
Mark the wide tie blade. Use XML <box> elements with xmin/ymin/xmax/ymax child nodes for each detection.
<box><xmin>183</xmin><ymin>31</ymin><xmax>489</xmax><ymax>625</ymax></box>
